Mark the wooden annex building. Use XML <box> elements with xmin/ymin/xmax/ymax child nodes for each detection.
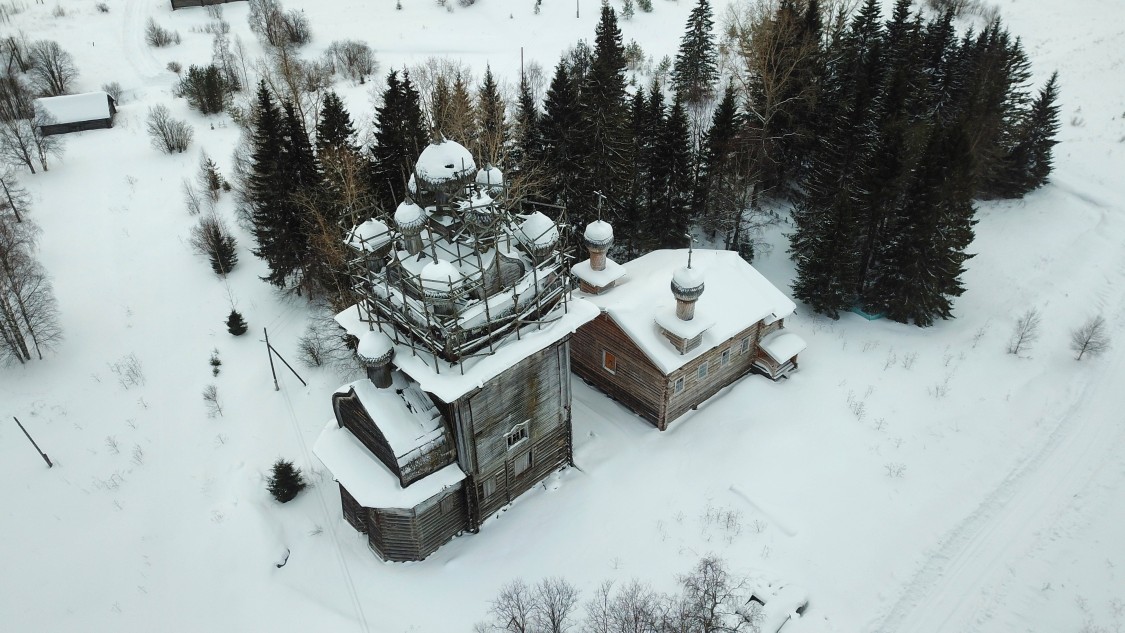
<box><xmin>33</xmin><ymin>91</ymin><xmax>116</xmax><ymax>136</ymax></box>
<box><xmin>170</xmin><ymin>0</ymin><xmax>244</xmax><ymax>10</ymax></box>
<box><xmin>571</xmin><ymin>222</ymin><xmax>806</xmax><ymax>431</ymax></box>
<box><xmin>315</xmin><ymin>139</ymin><xmax>597</xmax><ymax>562</ymax></box>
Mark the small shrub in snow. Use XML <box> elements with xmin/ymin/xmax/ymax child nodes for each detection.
<box><xmin>51</xmin><ymin>5</ymin><xmax>65</xmax><ymax>18</ymax></box>
<box><xmin>202</xmin><ymin>384</ymin><xmax>223</xmax><ymax>417</ymax></box>
<box><xmin>1007</xmin><ymin>308</ymin><xmax>1041</xmax><ymax>355</ymax></box>
<box><xmin>100</xmin><ymin>81</ymin><xmax>123</xmax><ymax>103</ymax></box>
<box><xmin>108</xmin><ymin>353</ymin><xmax>145</xmax><ymax>389</ymax></box>
<box><xmin>638</xmin><ymin>0</ymin><xmax>653</xmax><ymax>12</ymax></box>
<box><xmin>199</xmin><ymin>155</ymin><xmax>225</xmax><ymax>200</ymax></box>
<box><xmin>268</xmin><ymin>459</ymin><xmax>306</xmax><ymax>503</ymax></box>
<box><xmin>146</xmin><ymin>105</ymin><xmax>193</xmax><ymax>154</ymax></box>
<box><xmin>145</xmin><ymin>18</ymin><xmax>181</xmax><ymax>48</ymax></box>
<box><xmin>208</xmin><ymin>348</ymin><xmax>222</xmax><ymax>376</ymax></box>
<box><xmin>297</xmin><ymin>323</ymin><xmax>329</xmax><ymax>367</ymax></box>
<box><xmin>189</xmin><ymin>215</ymin><xmax>238</xmax><ymax>275</ymax></box>
<box><xmin>96</xmin><ymin>2</ymin><xmax>110</xmax><ymax>13</ymax></box>
<box><xmin>1070</xmin><ymin>315</ymin><xmax>1110</xmax><ymax>360</ymax></box>
<box><xmin>884</xmin><ymin>462</ymin><xmax>906</xmax><ymax>478</ymax></box>
<box><xmin>324</xmin><ymin>40</ymin><xmax>377</xmax><ymax>83</ymax></box>
<box><xmin>166</xmin><ymin>61</ymin><xmax>183</xmax><ymax>74</ymax></box>
<box><xmin>227</xmin><ymin>310</ymin><xmax>248</xmax><ymax>336</ymax></box>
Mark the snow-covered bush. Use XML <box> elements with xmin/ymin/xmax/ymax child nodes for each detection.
<box><xmin>146</xmin><ymin>105</ymin><xmax>193</xmax><ymax>154</ymax></box>
<box><xmin>144</xmin><ymin>18</ymin><xmax>181</xmax><ymax>48</ymax></box>
<box><xmin>226</xmin><ymin>310</ymin><xmax>248</xmax><ymax>336</ymax></box>
<box><xmin>189</xmin><ymin>215</ymin><xmax>238</xmax><ymax>276</ymax></box>
<box><xmin>267</xmin><ymin>460</ymin><xmax>306</xmax><ymax>503</ymax></box>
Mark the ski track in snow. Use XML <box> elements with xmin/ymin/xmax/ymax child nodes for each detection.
<box><xmin>870</xmin><ymin>223</ymin><xmax>1125</xmax><ymax>633</ymax></box>
<box><xmin>122</xmin><ymin>0</ymin><xmax>164</xmax><ymax>84</ymax></box>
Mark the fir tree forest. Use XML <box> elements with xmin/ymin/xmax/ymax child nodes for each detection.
<box><xmin>242</xmin><ymin>0</ymin><xmax>1060</xmax><ymax>327</ymax></box>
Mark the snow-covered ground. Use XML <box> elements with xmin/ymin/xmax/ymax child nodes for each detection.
<box><xmin>1</xmin><ymin>1</ymin><xmax>1123</xmax><ymax>631</ymax></box>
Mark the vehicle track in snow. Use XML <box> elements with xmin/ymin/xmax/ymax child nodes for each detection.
<box><xmin>122</xmin><ymin>0</ymin><xmax>164</xmax><ymax>84</ymax></box>
<box><xmin>870</xmin><ymin>202</ymin><xmax>1125</xmax><ymax>633</ymax></box>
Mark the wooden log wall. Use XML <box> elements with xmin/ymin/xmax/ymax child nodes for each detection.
<box><xmin>452</xmin><ymin>340</ymin><xmax>572</xmax><ymax>523</ymax></box>
<box><xmin>571</xmin><ymin>313</ymin><xmax>668</xmax><ymax>427</ymax></box>
<box><xmin>664</xmin><ymin>322</ymin><xmax>765</xmax><ymax>426</ymax></box>
<box><xmin>368</xmin><ymin>483</ymin><xmax>468</xmax><ymax>562</ymax></box>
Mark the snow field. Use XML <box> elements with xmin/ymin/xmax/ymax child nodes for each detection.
<box><xmin>0</xmin><ymin>1</ymin><xmax>1123</xmax><ymax>632</ymax></box>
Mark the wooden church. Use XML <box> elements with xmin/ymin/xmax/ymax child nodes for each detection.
<box><xmin>570</xmin><ymin>222</ymin><xmax>806</xmax><ymax>431</ymax></box>
<box><xmin>315</xmin><ymin>139</ymin><xmax>597</xmax><ymax>562</ymax></box>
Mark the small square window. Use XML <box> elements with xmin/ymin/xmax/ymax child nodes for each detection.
<box><xmin>741</xmin><ymin>337</ymin><xmax>750</xmax><ymax>354</ymax></box>
<box><xmin>603</xmin><ymin>350</ymin><xmax>617</xmax><ymax>374</ymax></box>
<box><xmin>721</xmin><ymin>349</ymin><xmax>731</xmax><ymax>366</ymax></box>
<box><xmin>483</xmin><ymin>477</ymin><xmax>496</xmax><ymax>498</ymax></box>
<box><xmin>514</xmin><ymin>451</ymin><xmax>532</xmax><ymax>476</ymax></box>
<box><xmin>698</xmin><ymin>363</ymin><xmax>708</xmax><ymax>380</ymax></box>
<box><xmin>506</xmin><ymin>423</ymin><xmax>529</xmax><ymax>449</ymax></box>
<box><xmin>674</xmin><ymin>377</ymin><xmax>685</xmax><ymax>394</ymax></box>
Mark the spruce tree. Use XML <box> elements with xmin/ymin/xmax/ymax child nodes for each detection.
<box><xmin>574</xmin><ymin>4</ymin><xmax>631</xmax><ymax>233</ymax></box>
<box><xmin>671</xmin><ymin>0</ymin><xmax>718</xmax><ymax>104</ymax></box>
<box><xmin>540</xmin><ymin>60</ymin><xmax>582</xmax><ymax>209</ymax></box>
<box><xmin>370</xmin><ymin>70</ymin><xmax>428</xmax><ymax>212</ymax></box>
<box><xmin>651</xmin><ymin>96</ymin><xmax>694</xmax><ymax>249</ymax></box>
<box><xmin>227</xmin><ymin>309</ymin><xmax>248</xmax><ymax>336</ymax></box>
<box><xmin>476</xmin><ymin>65</ymin><xmax>507</xmax><ymax>167</ymax></box>
<box><xmin>512</xmin><ymin>72</ymin><xmax>541</xmax><ymax>169</ymax></box>
<box><xmin>316</xmin><ymin>91</ymin><xmax>358</xmax><ymax>156</ymax></box>
<box><xmin>249</xmin><ymin>83</ymin><xmax>306</xmax><ymax>291</ymax></box>
<box><xmin>268</xmin><ymin>459</ymin><xmax>306</xmax><ymax>503</ymax></box>
<box><xmin>998</xmin><ymin>71</ymin><xmax>1060</xmax><ymax>196</ymax></box>
<box><xmin>448</xmin><ymin>72</ymin><xmax>475</xmax><ymax>146</ymax></box>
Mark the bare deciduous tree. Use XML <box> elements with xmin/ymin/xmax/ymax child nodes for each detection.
<box><xmin>0</xmin><ymin>168</ymin><xmax>31</xmax><ymax>222</ymax></box>
<box><xmin>147</xmin><ymin>104</ymin><xmax>193</xmax><ymax>154</ymax></box>
<box><xmin>27</xmin><ymin>40</ymin><xmax>77</xmax><ymax>96</ymax></box>
<box><xmin>531</xmin><ymin>577</ymin><xmax>581</xmax><ymax>633</ymax></box>
<box><xmin>0</xmin><ymin>215</ymin><xmax>61</xmax><ymax>364</ymax></box>
<box><xmin>1007</xmin><ymin>307</ymin><xmax>1041</xmax><ymax>355</ymax></box>
<box><xmin>202</xmin><ymin>384</ymin><xmax>224</xmax><ymax>417</ymax></box>
<box><xmin>1070</xmin><ymin>315</ymin><xmax>1110</xmax><ymax>360</ymax></box>
<box><xmin>324</xmin><ymin>40</ymin><xmax>378</xmax><ymax>84</ymax></box>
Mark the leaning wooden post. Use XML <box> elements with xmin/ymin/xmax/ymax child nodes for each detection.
<box><xmin>264</xmin><ymin>327</ymin><xmax>279</xmax><ymax>391</ymax></box>
<box><xmin>13</xmin><ymin>417</ymin><xmax>52</xmax><ymax>468</ymax></box>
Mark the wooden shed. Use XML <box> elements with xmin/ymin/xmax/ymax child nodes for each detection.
<box><xmin>34</xmin><ymin>92</ymin><xmax>116</xmax><ymax>136</ymax></box>
<box><xmin>572</xmin><ymin>247</ymin><xmax>805</xmax><ymax>431</ymax></box>
<box><xmin>170</xmin><ymin>0</ymin><xmax>245</xmax><ymax>10</ymax></box>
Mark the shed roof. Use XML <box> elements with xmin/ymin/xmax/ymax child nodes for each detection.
<box><xmin>759</xmin><ymin>330</ymin><xmax>807</xmax><ymax>364</ymax></box>
<box><xmin>314</xmin><ymin>420</ymin><xmax>465</xmax><ymax>509</ymax></box>
<box><xmin>338</xmin><ymin>373</ymin><xmax>446</xmax><ymax>459</ymax></box>
<box><xmin>34</xmin><ymin>92</ymin><xmax>113</xmax><ymax>125</ymax></box>
<box><xmin>578</xmin><ymin>249</ymin><xmax>796</xmax><ymax>374</ymax></box>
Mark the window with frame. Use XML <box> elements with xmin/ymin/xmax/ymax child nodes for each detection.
<box><xmin>513</xmin><ymin>450</ymin><xmax>532</xmax><ymax>476</ymax></box>
<box><xmin>506</xmin><ymin>423</ymin><xmax>529</xmax><ymax>449</ymax></box>
<box><xmin>674</xmin><ymin>376</ymin><xmax>685</xmax><ymax>394</ymax></box>
<box><xmin>483</xmin><ymin>477</ymin><xmax>496</xmax><ymax>498</ymax></box>
<box><xmin>698</xmin><ymin>363</ymin><xmax>709</xmax><ymax>380</ymax></box>
<box><xmin>741</xmin><ymin>336</ymin><xmax>751</xmax><ymax>354</ymax></box>
<box><xmin>721</xmin><ymin>349</ymin><xmax>731</xmax><ymax>366</ymax></box>
<box><xmin>602</xmin><ymin>349</ymin><xmax>617</xmax><ymax>374</ymax></box>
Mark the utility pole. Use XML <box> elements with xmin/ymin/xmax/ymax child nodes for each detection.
<box><xmin>264</xmin><ymin>327</ymin><xmax>279</xmax><ymax>391</ymax></box>
<box><xmin>13</xmin><ymin>417</ymin><xmax>52</xmax><ymax>468</ymax></box>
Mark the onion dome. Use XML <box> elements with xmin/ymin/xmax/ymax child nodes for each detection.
<box><xmin>393</xmin><ymin>200</ymin><xmax>426</xmax><ymax>234</ymax></box>
<box><xmin>414</xmin><ymin>139</ymin><xmax>476</xmax><ymax>192</ymax></box>
<box><xmin>475</xmin><ymin>164</ymin><xmax>504</xmax><ymax>190</ymax></box>
<box><xmin>420</xmin><ymin>259</ymin><xmax>463</xmax><ymax>298</ymax></box>
<box><xmin>356</xmin><ymin>330</ymin><xmax>394</xmax><ymax>367</ymax></box>
<box><xmin>459</xmin><ymin>190</ymin><xmax>496</xmax><ymax>227</ymax></box>
<box><xmin>583</xmin><ymin>220</ymin><xmax>614</xmax><ymax>250</ymax></box>
<box><xmin>671</xmin><ymin>265</ymin><xmax>705</xmax><ymax>302</ymax></box>
<box><xmin>517</xmin><ymin>211</ymin><xmax>560</xmax><ymax>254</ymax></box>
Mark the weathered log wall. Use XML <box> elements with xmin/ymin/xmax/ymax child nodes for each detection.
<box><xmin>571</xmin><ymin>313</ymin><xmax>667</xmax><ymax>427</ymax></box>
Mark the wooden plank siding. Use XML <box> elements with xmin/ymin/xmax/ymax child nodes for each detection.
<box><xmin>367</xmin><ymin>483</ymin><xmax>468</xmax><ymax>562</ymax></box>
<box><xmin>571</xmin><ymin>313</ymin><xmax>667</xmax><ymax>428</ymax></box>
<box><xmin>449</xmin><ymin>339</ymin><xmax>572</xmax><ymax>527</ymax></box>
<box><xmin>664</xmin><ymin>322</ymin><xmax>764</xmax><ymax>426</ymax></box>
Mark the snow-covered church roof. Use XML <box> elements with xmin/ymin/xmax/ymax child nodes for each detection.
<box><xmin>578</xmin><ymin>249</ymin><xmax>796</xmax><ymax>374</ymax></box>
